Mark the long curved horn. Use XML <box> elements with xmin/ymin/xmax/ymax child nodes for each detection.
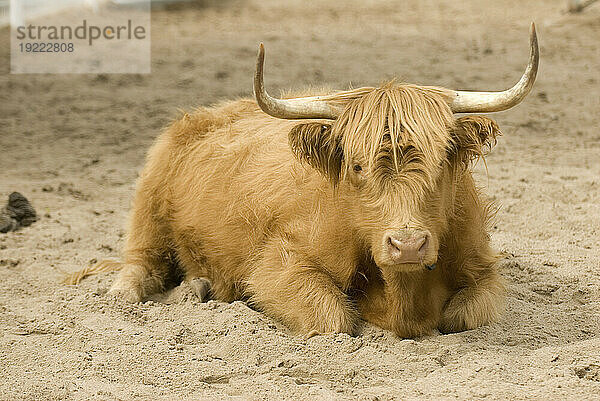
<box><xmin>254</xmin><ymin>43</ymin><xmax>341</xmax><ymax>119</ymax></box>
<box><xmin>450</xmin><ymin>22</ymin><xmax>539</xmax><ymax>113</ymax></box>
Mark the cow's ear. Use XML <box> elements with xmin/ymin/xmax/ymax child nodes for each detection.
<box><xmin>289</xmin><ymin>122</ymin><xmax>343</xmax><ymax>184</ymax></box>
<box><xmin>450</xmin><ymin>116</ymin><xmax>501</xmax><ymax>165</ymax></box>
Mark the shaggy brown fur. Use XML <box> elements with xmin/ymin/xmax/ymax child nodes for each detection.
<box><xmin>68</xmin><ymin>82</ymin><xmax>505</xmax><ymax>338</ymax></box>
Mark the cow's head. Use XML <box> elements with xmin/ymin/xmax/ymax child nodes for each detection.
<box><xmin>254</xmin><ymin>24</ymin><xmax>538</xmax><ymax>272</ymax></box>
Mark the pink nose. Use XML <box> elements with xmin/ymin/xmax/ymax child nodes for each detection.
<box><xmin>386</xmin><ymin>230</ymin><xmax>430</xmax><ymax>264</ymax></box>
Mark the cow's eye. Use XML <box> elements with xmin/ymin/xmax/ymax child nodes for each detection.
<box><xmin>353</xmin><ymin>164</ymin><xmax>362</xmax><ymax>173</ymax></box>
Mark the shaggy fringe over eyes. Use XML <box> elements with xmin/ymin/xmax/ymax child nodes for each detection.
<box><xmin>289</xmin><ymin>123</ymin><xmax>343</xmax><ymax>184</ymax></box>
<box><xmin>288</xmin><ymin>85</ymin><xmax>500</xmax><ymax>200</ymax></box>
<box><xmin>328</xmin><ymin>82</ymin><xmax>455</xmax><ymax>181</ymax></box>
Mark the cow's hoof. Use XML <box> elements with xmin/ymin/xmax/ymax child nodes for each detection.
<box><xmin>188</xmin><ymin>277</ymin><xmax>211</xmax><ymax>300</ymax></box>
<box><xmin>163</xmin><ymin>278</ymin><xmax>211</xmax><ymax>304</ymax></box>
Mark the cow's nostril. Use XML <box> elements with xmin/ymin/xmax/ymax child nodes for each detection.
<box><xmin>388</xmin><ymin>236</ymin><xmax>402</xmax><ymax>252</ymax></box>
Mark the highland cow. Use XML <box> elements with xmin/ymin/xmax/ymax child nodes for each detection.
<box><xmin>70</xmin><ymin>24</ymin><xmax>538</xmax><ymax>337</ymax></box>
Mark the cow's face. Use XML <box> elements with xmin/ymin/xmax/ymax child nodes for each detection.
<box><xmin>289</xmin><ymin>85</ymin><xmax>500</xmax><ymax>272</ymax></box>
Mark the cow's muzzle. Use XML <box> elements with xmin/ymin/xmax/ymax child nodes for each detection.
<box><xmin>385</xmin><ymin>229</ymin><xmax>433</xmax><ymax>267</ymax></box>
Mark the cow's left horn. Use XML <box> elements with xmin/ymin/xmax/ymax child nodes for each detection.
<box><xmin>254</xmin><ymin>43</ymin><xmax>341</xmax><ymax>119</ymax></box>
<box><xmin>450</xmin><ymin>22</ymin><xmax>539</xmax><ymax>113</ymax></box>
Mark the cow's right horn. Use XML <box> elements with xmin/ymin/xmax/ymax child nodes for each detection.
<box><xmin>449</xmin><ymin>22</ymin><xmax>539</xmax><ymax>113</ymax></box>
<box><xmin>254</xmin><ymin>43</ymin><xmax>341</xmax><ymax>120</ymax></box>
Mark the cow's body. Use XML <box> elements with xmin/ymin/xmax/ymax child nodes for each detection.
<box><xmin>110</xmin><ymin>93</ymin><xmax>503</xmax><ymax>337</ymax></box>
<box><xmin>97</xmin><ymin>27</ymin><xmax>538</xmax><ymax>337</ymax></box>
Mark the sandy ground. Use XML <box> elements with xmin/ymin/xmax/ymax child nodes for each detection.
<box><xmin>1</xmin><ymin>0</ymin><xmax>600</xmax><ymax>399</ymax></box>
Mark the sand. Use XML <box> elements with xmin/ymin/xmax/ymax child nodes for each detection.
<box><xmin>1</xmin><ymin>0</ymin><xmax>599</xmax><ymax>399</ymax></box>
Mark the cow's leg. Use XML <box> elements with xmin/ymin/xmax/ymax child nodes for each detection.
<box><xmin>184</xmin><ymin>277</ymin><xmax>211</xmax><ymax>300</ymax></box>
<box><xmin>107</xmin><ymin>202</ymin><xmax>173</xmax><ymax>303</ymax></box>
<box><xmin>246</xmin><ymin>244</ymin><xmax>358</xmax><ymax>335</ymax></box>
<box><xmin>439</xmin><ymin>252</ymin><xmax>504</xmax><ymax>333</ymax></box>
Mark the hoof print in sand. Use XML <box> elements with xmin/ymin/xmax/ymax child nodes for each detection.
<box><xmin>0</xmin><ymin>192</ymin><xmax>37</xmax><ymax>233</ymax></box>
